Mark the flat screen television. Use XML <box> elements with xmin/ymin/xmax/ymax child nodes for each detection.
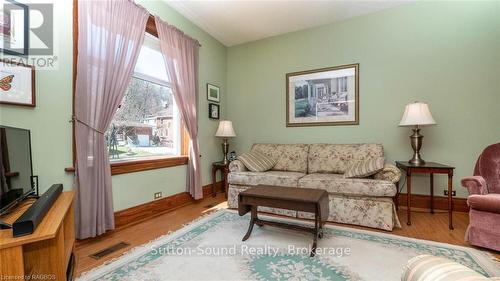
<box><xmin>0</xmin><ymin>125</ymin><xmax>34</xmax><ymax>215</ymax></box>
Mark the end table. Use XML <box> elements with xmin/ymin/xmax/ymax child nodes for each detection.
<box><xmin>395</xmin><ymin>161</ymin><xmax>455</xmax><ymax>229</ymax></box>
<box><xmin>211</xmin><ymin>161</ymin><xmax>229</xmax><ymax>198</ymax></box>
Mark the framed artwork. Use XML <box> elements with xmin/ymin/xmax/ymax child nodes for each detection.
<box><xmin>207</xmin><ymin>83</ymin><xmax>220</xmax><ymax>102</ymax></box>
<box><xmin>0</xmin><ymin>0</ymin><xmax>29</xmax><ymax>56</ymax></box>
<box><xmin>208</xmin><ymin>103</ymin><xmax>219</xmax><ymax>119</ymax></box>
<box><xmin>0</xmin><ymin>59</ymin><xmax>35</xmax><ymax>107</ymax></box>
<box><xmin>286</xmin><ymin>64</ymin><xmax>359</xmax><ymax>127</ymax></box>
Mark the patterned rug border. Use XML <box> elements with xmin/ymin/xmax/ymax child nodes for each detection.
<box><xmin>76</xmin><ymin>209</ymin><xmax>223</xmax><ymax>280</ymax></box>
<box><xmin>76</xmin><ymin>209</ymin><xmax>500</xmax><ymax>280</ymax></box>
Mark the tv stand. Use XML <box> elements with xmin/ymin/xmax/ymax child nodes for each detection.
<box><xmin>0</xmin><ymin>191</ymin><xmax>75</xmax><ymax>280</ymax></box>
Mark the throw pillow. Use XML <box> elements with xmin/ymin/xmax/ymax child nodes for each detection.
<box><xmin>344</xmin><ymin>157</ymin><xmax>385</xmax><ymax>178</ymax></box>
<box><xmin>237</xmin><ymin>151</ymin><xmax>276</xmax><ymax>172</ymax></box>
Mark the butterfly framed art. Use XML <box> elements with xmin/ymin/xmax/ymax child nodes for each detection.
<box><xmin>0</xmin><ymin>59</ymin><xmax>35</xmax><ymax>107</ymax></box>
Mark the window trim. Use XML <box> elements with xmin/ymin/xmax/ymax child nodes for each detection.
<box><xmin>70</xmin><ymin>1</ymin><xmax>189</xmax><ymax>175</ymax></box>
<box><xmin>111</xmin><ymin>156</ymin><xmax>188</xmax><ymax>175</ymax></box>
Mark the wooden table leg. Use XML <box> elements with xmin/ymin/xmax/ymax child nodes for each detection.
<box><xmin>311</xmin><ymin>205</ymin><xmax>319</xmax><ymax>257</ymax></box>
<box><xmin>318</xmin><ymin>196</ymin><xmax>327</xmax><ymax>239</ymax></box>
<box><xmin>430</xmin><ymin>173</ymin><xmax>434</xmax><ymax>214</ymax></box>
<box><xmin>448</xmin><ymin>172</ymin><xmax>454</xmax><ymax>230</ymax></box>
<box><xmin>407</xmin><ymin>172</ymin><xmax>412</xmax><ymax>226</ymax></box>
<box><xmin>211</xmin><ymin>166</ymin><xmax>217</xmax><ymax>197</ymax></box>
<box><xmin>242</xmin><ymin>206</ymin><xmax>257</xmax><ymax>241</ymax></box>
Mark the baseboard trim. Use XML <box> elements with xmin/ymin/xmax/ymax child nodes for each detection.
<box><xmin>114</xmin><ymin>182</ymin><xmax>223</xmax><ymax>230</ymax></box>
<box><xmin>398</xmin><ymin>193</ymin><xmax>469</xmax><ymax>213</ymax></box>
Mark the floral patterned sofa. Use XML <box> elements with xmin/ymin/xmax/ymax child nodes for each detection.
<box><xmin>227</xmin><ymin>143</ymin><xmax>402</xmax><ymax>231</ymax></box>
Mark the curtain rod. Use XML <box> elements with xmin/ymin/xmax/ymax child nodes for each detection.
<box><xmin>147</xmin><ymin>14</ymin><xmax>202</xmax><ymax>47</ymax></box>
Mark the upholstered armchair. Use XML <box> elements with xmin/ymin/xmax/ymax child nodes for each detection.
<box><xmin>461</xmin><ymin>143</ymin><xmax>500</xmax><ymax>251</ymax></box>
<box><xmin>402</xmin><ymin>255</ymin><xmax>500</xmax><ymax>281</ymax></box>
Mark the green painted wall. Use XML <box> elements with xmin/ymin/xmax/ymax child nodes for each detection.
<box><xmin>227</xmin><ymin>2</ymin><xmax>500</xmax><ymax>198</ymax></box>
<box><xmin>0</xmin><ymin>0</ymin><xmax>227</xmax><ymax>211</ymax></box>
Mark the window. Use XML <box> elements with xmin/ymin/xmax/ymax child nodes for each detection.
<box><xmin>105</xmin><ymin>34</ymin><xmax>182</xmax><ymax>163</ymax></box>
<box><xmin>69</xmin><ymin>15</ymin><xmax>188</xmax><ymax>175</ymax></box>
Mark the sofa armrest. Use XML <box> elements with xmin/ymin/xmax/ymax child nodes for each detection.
<box><xmin>229</xmin><ymin>160</ymin><xmax>247</xmax><ymax>172</ymax></box>
<box><xmin>373</xmin><ymin>164</ymin><xmax>401</xmax><ymax>183</ymax></box>
<box><xmin>402</xmin><ymin>255</ymin><xmax>490</xmax><ymax>281</ymax></box>
<box><xmin>461</xmin><ymin>176</ymin><xmax>488</xmax><ymax>195</ymax></box>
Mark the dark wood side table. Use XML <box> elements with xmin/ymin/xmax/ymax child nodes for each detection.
<box><xmin>211</xmin><ymin>161</ymin><xmax>229</xmax><ymax>198</ymax></box>
<box><xmin>395</xmin><ymin>161</ymin><xmax>455</xmax><ymax>229</ymax></box>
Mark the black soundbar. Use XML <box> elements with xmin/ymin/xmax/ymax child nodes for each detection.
<box><xmin>13</xmin><ymin>184</ymin><xmax>63</xmax><ymax>237</ymax></box>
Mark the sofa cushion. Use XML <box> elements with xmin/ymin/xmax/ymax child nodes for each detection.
<box><xmin>308</xmin><ymin>143</ymin><xmax>384</xmax><ymax>174</ymax></box>
<box><xmin>344</xmin><ymin>157</ymin><xmax>385</xmax><ymax>178</ymax></box>
<box><xmin>228</xmin><ymin>171</ymin><xmax>305</xmax><ymax>187</ymax></box>
<box><xmin>298</xmin><ymin>173</ymin><xmax>396</xmax><ymax>197</ymax></box>
<box><xmin>468</xmin><ymin>194</ymin><xmax>500</xmax><ymax>214</ymax></box>
<box><xmin>237</xmin><ymin>151</ymin><xmax>276</xmax><ymax>172</ymax></box>
<box><xmin>251</xmin><ymin>144</ymin><xmax>309</xmax><ymax>173</ymax></box>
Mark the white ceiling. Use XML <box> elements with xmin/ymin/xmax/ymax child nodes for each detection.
<box><xmin>165</xmin><ymin>0</ymin><xmax>411</xmax><ymax>46</ymax></box>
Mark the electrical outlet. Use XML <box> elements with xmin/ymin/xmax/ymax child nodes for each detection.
<box><xmin>154</xmin><ymin>192</ymin><xmax>162</xmax><ymax>199</ymax></box>
<box><xmin>443</xmin><ymin>190</ymin><xmax>456</xmax><ymax>196</ymax></box>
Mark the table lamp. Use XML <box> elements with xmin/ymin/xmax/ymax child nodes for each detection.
<box><xmin>399</xmin><ymin>102</ymin><xmax>436</xmax><ymax>165</ymax></box>
<box><xmin>215</xmin><ymin>120</ymin><xmax>236</xmax><ymax>164</ymax></box>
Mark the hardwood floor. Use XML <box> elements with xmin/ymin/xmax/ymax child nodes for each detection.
<box><xmin>74</xmin><ymin>194</ymin><xmax>499</xmax><ymax>277</ymax></box>
<box><xmin>74</xmin><ymin>193</ymin><xmax>228</xmax><ymax>276</ymax></box>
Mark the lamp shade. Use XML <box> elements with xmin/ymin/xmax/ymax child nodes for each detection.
<box><xmin>399</xmin><ymin>102</ymin><xmax>436</xmax><ymax>126</ymax></box>
<box><xmin>215</xmin><ymin>120</ymin><xmax>236</xmax><ymax>137</ymax></box>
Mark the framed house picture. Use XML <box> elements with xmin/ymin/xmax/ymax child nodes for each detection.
<box><xmin>207</xmin><ymin>83</ymin><xmax>220</xmax><ymax>102</ymax></box>
<box><xmin>0</xmin><ymin>59</ymin><xmax>35</xmax><ymax>107</ymax></box>
<box><xmin>208</xmin><ymin>103</ymin><xmax>219</xmax><ymax>119</ymax></box>
<box><xmin>286</xmin><ymin>64</ymin><xmax>359</xmax><ymax>127</ymax></box>
<box><xmin>0</xmin><ymin>0</ymin><xmax>29</xmax><ymax>56</ymax></box>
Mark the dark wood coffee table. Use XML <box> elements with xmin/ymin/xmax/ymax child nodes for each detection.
<box><xmin>238</xmin><ymin>185</ymin><xmax>329</xmax><ymax>257</ymax></box>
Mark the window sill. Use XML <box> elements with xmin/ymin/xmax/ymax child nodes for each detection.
<box><xmin>111</xmin><ymin>156</ymin><xmax>188</xmax><ymax>175</ymax></box>
<box><xmin>64</xmin><ymin>156</ymin><xmax>188</xmax><ymax>176</ymax></box>
<box><xmin>64</xmin><ymin>167</ymin><xmax>76</xmax><ymax>173</ymax></box>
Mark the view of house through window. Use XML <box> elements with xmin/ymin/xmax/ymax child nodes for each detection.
<box><xmin>106</xmin><ymin>34</ymin><xmax>181</xmax><ymax>162</ymax></box>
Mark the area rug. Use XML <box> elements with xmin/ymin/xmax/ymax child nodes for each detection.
<box><xmin>77</xmin><ymin>209</ymin><xmax>500</xmax><ymax>281</ymax></box>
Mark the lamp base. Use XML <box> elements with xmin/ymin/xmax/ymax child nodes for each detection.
<box><xmin>408</xmin><ymin>126</ymin><xmax>425</xmax><ymax>166</ymax></box>
<box><xmin>408</xmin><ymin>156</ymin><xmax>425</xmax><ymax>166</ymax></box>
<box><xmin>221</xmin><ymin>138</ymin><xmax>229</xmax><ymax>165</ymax></box>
